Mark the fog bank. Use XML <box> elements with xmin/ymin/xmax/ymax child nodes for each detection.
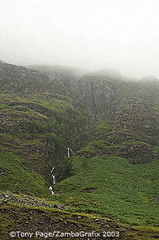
<box><xmin>0</xmin><ymin>0</ymin><xmax>159</xmax><ymax>78</ymax></box>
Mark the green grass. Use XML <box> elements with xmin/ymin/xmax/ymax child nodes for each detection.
<box><xmin>0</xmin><ymin>152</ymin><xmax>50</xmax><ymax>197</ymax></box>
<box><xmin>55</xmin><ymin>155</ymin><xmax>159</xmax><ymax>226</ymax></box>
<box><xmin>0</xmin><ymin>92</ymin><xmax>87</xmax><ymax>174</ymax></box>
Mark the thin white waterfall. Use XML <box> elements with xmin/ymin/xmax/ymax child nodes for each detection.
<box><xmin>49</xmin><ymin>167</ymin><xmax>56</xmax><ymax>195</ymax></box>
<box><xmin>49</xmin><ymin>186</ymin><xmax>54</xmax><ymax>195</ymax></box>
<box><xmin>67</xmin><ymin>147</ymin><xmax>73</xmax><ymax>157</ymax></box>
<box><xmin>70</xmin><ymin>148</ymin><xmax>73</xmax><ymax>155</ymax></box>
<box><xmin>52</xmin><ymin>174</ymin><xmax>56</xmax><ymax>185</ymax></box>
<box><xmin>67</xmin><ymin>148</ymin><xmax>70</xmax><ymax>158</ymax></box>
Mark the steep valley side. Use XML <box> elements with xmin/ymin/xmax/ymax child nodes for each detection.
<box><xmin>0</xmin><ymin>61</ymin><xmax>159</xmax><ymax>239</ymax></box>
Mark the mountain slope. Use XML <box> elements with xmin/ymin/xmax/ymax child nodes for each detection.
<box><xmin>0</xmin><ymin>61</ymin><xmax>88</xmax><ymax>196</ymax></box>
<box><xmin>75</xmin><ymin>73</ymin><xmax>159</xmax><ymax>164</ymax></box>
<box><xmin>0</xmin><ymin>61</ymin><xmax>159</xmax><ymax>239</ymax></box>
<box><xmin>56</xmin><ymin>155</ymin><xmax>159</xmax><ymax>226</ymax></box>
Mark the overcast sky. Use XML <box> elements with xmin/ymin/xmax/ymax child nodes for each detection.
<box><xmin>0</xmin><ymin>0</ymin><xmax>159</xmax><ymax>78</ymax></box>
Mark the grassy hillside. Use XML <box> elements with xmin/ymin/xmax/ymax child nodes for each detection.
<box><xmin>0</xmin><ymin>92</ymin><xmax>88</xmax><ymax>196</ymax></box>
<box><xmin>56</xmin><ymin>155</ymin><xmax>159</xmax><ymax>227</ymax></box>
<box><xmin>0</xmin><ymin>152</ymin><xmax>49</xmax><ymax>197</ymax></box>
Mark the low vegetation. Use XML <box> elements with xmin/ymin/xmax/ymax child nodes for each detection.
<box><xmin>1</xmin><ymin>61</ymin><xmax>159</xmax><ymax>239</ymax></box>
<box><xmin>56</xmin><ymin>155</ymin><xmax>159</xmax><ymax>227</ymax></box>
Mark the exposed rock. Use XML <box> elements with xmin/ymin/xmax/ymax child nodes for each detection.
<box><xmin>82</xmin><ymin>187</ymin><xmax>97</xmax><ymax>193</ymax></box>
<box><xmin>0</xmin><ymin>167</ymin><xmax>9</xmax><ymax>176</ymax></box>
<box><xmin>154</xmin><ymin>195</ymin><xmax>159</xmax><ymax>202</ymax></box>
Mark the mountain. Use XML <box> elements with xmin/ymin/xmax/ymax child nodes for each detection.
<box><xmin>0</xmin><ymin>60</ymin><xmax>7</xmax><ymax>64</ymax></box>
<box><xmin>27</xmin><ymin>64</ymin><xmax>86</xmax><ymax>91</ymax></box>
<box><xmin>0</xmin><ymin>61</ymin><xmax>88</xmax><ymax>192</ymax></box>
<box><xmin>75</xmin><ymin>73</ymin><xmax>159</xmax><ymax>164</ymax></box>
<box><xmin>0</xmin><ymin>61</ymin><xmax>50</xmax><ymax>95</ymax></box>
<box><xmin>0</xmin><ymin>61</ymin><xmax>159</xmax><ymax>239</ymax></box>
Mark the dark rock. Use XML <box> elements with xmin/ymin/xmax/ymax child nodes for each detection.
<box><xmin>82</xmin><ymin>187</ymin><xmax>97</xmax><ymax>193</ymax></box>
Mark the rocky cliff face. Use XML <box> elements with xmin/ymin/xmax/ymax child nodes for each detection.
<box><xmin>75</xmin><ymin>72</ymin><xmax>159</xmax><ymax>121</ymax></box>
<box><xmin>75</xmin><ymin>72</ymin><xmax>159</xmax><ymax>164</ymax></box>
<box><xmin>75</xmin><ymin>73</ymin><xmax>121</xmax><ymax>121</ymax></box>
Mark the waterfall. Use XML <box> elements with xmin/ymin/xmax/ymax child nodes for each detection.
<box><xmin>67</xmin><ymin>147</ymin><xmax>73</xmax><ymax>157</ymax></box>
<box><xmin>49</xmin><ymin>167</ymin><xmax>56</xmax><ymax>195</ymax></box>
<box><xmin>67</xmin><ymin>148</ymin><xmax>70</xmax><ymax>158</ymax></box>
<box><xmin>52</xmin><ymin>174</ymin><xmax>56</xmax><ymax>185</ymax></box>
<box><xmin>70</xmin><ymin>148</ymin><xmax>73</xmax><ymax>155</ymax></box>
<box><xmin>49</xmin><ymin>186</ymin><xmax>54</xmax><ymax>195</ymax></box>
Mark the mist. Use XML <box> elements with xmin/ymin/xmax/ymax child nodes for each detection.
<box><xmin>0</xmin><ymin>0</ymin><xmax>159</xmax><ymax>78</ymax></box>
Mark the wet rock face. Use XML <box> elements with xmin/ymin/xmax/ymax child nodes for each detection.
<box><xmin>75</xmin><ymin>73</ymin><xmax>159</xmax><ymax>123</ymax></box>
<box><xmin>75</xmin><ymin>75</ymin><xmax>120</xmax><ymax>121</ymax></box>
